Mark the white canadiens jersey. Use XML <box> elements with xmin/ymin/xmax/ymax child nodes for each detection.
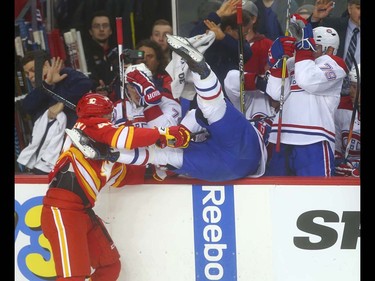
<box><xmin>224</xmin><ymin>69</ymin><xmax>275</xmax><ymax>122</ymax></box>
<box><xmin>112</xmin><ymin>99</ymin><xmax>147</xmax><ymax>127</ymax></box>
<box><xmin>224</xmin><ymin>69</ymin><xmax>275</xmax><ymax>144</ymax></box>
<box><xmin>266</xmin><ymin>54</ymin><xmax>347</xmax><ymax>152</ymax></box>
<box><xmin>112</xmin><ymin>96</ymin><xmax>182</xmax><ymax>128</ymax></box>
<box><xmin>334</xmin><ymin>106</ymin><xmax>360</xmax><ymax>162</ymax></box>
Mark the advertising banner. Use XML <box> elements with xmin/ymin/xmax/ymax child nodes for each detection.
<box><xmin>15</xmin><ymin>178</ymin><xmax>360</xmax><ymax>281</ymax></box>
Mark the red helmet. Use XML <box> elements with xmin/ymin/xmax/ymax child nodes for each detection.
<box><xmin>76</xmin><ymin>93</ymin><xmax>114</xmax><ymax>118</ymax></box>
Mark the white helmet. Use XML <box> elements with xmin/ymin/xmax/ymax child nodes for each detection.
<box><xmin>313</xmin><ymin>26</ymin><xmax>340</xmax><ymax>55</ymax></box>
<box><xmin>349</xmin><ymin>64</ymin><xmax>360</xmax><ymax>83</ymax></box>
<box><xmin>124</xmin><ymin>63</ymin><xmax>152</xmax><ymax>84</ymax></box>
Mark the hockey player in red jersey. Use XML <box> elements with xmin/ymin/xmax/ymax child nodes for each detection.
<box><xmin>265</xmin><ymin>15</ymin><xmax>348</xmax><ymax>176</ymax></box>
<box><xmin>40</xmin><ymin>93</ymin><xmax>186</xmax><ymax>280</ymax></box>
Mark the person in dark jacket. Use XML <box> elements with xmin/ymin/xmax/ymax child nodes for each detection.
<box><xmin>83</xmin><ymin>10</ymin><xmax>119</xmax><ymax>99</ymax></box>
<box><xmin>21</xmin><ymin>50</ymin><xmax>93</xmax><ymax>129</ymax></box>
<box><xmin>253</xmin><ymin>0</ymin><xmax>299</xmax><ymax>41</ymax></box>
<box><xmin>189</xmin><ymin>0</ymin><xmax>253</xmax><ymax>93</ymax></box>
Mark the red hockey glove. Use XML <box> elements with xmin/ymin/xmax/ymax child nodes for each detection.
<box><xmin>268</xmin><ymin>36</ymin><xmax>296</xmax><ymax>68</ymax></box>
<box><xmin>156</xmin><ymin>125</ymin><xmax>191</xmax><ymax>148</ymax></box>
<box><xmin>335</xmin><ymin>161</ymin><xmax>360</xmax><ymax>177</ymax></box>
<box><xmin>126</xmin><ymin>69</ymin><xmax>162</xmax><ymax>106</ymax></box>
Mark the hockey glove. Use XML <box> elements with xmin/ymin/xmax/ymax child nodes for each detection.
<box><xmin>267</xmin><ymin>36</ymin><xmax>296</xmax><ymax>68</ymax></box>
<box><xmin>156</xmin><ymin>125</ymin><xmax>191</xmax><ymax>148</ymax></box>
<box><xmin>335</xmin><ymin>159</ymin><xmax>360</xmax><ymax>177</ymax></box>
<box><xmin>125</xmin><ymin>69</ymin><xmax>162</xmax><ymax>106</ymax></box>
<box><xmin>294</xmin><ymin>22</ymin><xmax>316</xmax><ymax>52</ymax></box>
<box><xmin>288</xmin><ymin>14</ymin><xmax>307</xmax><ymax>42</ymax></box>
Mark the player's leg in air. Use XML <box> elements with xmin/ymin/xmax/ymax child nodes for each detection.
<box><xmin>164</xmin><ymin>34</ymin><xmax>267</xmax><ymax>180</ymax></box>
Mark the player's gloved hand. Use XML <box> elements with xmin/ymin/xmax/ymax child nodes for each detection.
<box><xmin>335</xmin><ymin>159</ymin><xmax>360</xmax><ymax>177</ymax></box>
<box><xmin>126</xmin><ymin>69</ymin><xmax>162</xmax><ymax>106</ymax></box>
<box><xmin>243</xmin><ymin>72</ymin><xmax>268</xmax><ymax>93</ymax></box>
<box><xmin>288</xmin><ymin>14</ymin><xmax>307</xmax><ymax>41</ymax></box>
<box><xmin>156</xmin><ymin>125</ymin><xmax>191</xmax><ymax>148</ymax></box>
<box><xmin>294</xmin><ymin>20</ymin><xmax>316</xmax><ymax>52</ymax></box>
<box><xmin>267</xmin><ymin>36</ymin><xmax>296</xmax><ymax>68</ymax></box>
<box><xmin>92</xmin><ymin>144</ymin><xmax>120</xmax><ymax>162</ymax></box>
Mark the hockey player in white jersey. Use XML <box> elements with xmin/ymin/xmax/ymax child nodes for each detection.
<box><xmin>67</xmin><ymin>34</ymin><xmax>267</xmax><ymax>181</ymax></box>
<box><xmin>224</xmin><ymin>69</ymin><xmax>276</xmax><ymax>150</ymax></box>
<box><xmin>111</xmin><ymin>63</ymin><xmax>182</xmax><ymax>180</ymax></box>
<box><xmin>112</xmin><ymin>63</ymin><xmax>182</xmax><ymax>129</ymax></box>
<box><xmin>334</xmin><ymin>64</ymin><xmax>360</xmax><ymax>177</ymax></box>
<box><xmin>265</xmin><ymin>16</ymin><xmax>347</xmax><ymax>176</ymax></box>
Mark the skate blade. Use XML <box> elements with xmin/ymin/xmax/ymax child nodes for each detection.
<box><xmin>65</xmin><ymin>128</ymin><xmax>97</xmax><ymax>159</ymax></box>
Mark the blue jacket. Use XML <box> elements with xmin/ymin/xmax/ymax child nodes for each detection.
<box><xmin>189</xmin><ymin>12</ymin><xmax>253</xmax><ymax>89</ymax></box>
<box><xmin>21</xmin><ymin>67</ymin><xmax>93</xmax><ymax>128</ymax></box>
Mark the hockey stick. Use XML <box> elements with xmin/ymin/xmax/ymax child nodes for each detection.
<box><xmin>67</xmin><ymin>127</ymin><xmax>208</xmax><ymax>161</ymax></box>
<box><xmin>34</xmin><ymin>50</ymin><xmax>76</xmax><ymax>110</ymax></box>
<box><xmin>275</xmin><ymin>0</ymin><xmax>292</xmax><ymax>152</ymax></box>
<box><xmin>40</xmin><ymin>83</ymin><xmax>76</xmax><ymax>110</ymax></box>
<box><xmin>344</xmin><ymin>52</ymin><xmax>360</xmax><ymax>162</ymax></box>
<box><xmin>116</xmin><ymin>17</ymin><xmax>125</xmax><ymax>100</ymax></box>
<box><xmin>237</xmin><ymin>2</ymin><xmax>245</xmax><ymax>114</ymax></box>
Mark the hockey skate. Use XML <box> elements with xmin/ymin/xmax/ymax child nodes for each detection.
<box><xmin>66</xmin><ymin>128</ymin><xmax>98</xmax><ymax>158</ymax></box>
<box><xmin>65</xmin><ymin>129</ymin><xmax>97</xmax><ymax>159</ymax></box>
<box><xmin>65</xmin><ymin>128</ymin><xmax>119</xmax><ymax>162</ymax></box>
<box><xmin>166</xmin><ymin>34</ymin><xmax>210</xmax><ymax>79</ymax></box>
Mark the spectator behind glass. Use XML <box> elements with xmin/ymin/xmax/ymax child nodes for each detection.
<box><xmin>308</xmin><ymin>0</ymin><xmax>360</xmax><ymax>96</ymax></box>
<box><xmin>178</xmin><ymin>0</ymin><xmax>222</xmax><ymax>37</ymax></box>
<box><xmin>17</xmin><ymin>50</ymin><xmax>93</xmax><ymax>174</ymax></box>
<box><xmin>83</xmin><ymin>10</ymin><xmax>118</xmax><ymax>99</ymax></box>
<box><xmin>150</xmin><ymin>19</ymin><xmax>173</xmax><ymax>63</ymax></box>
<box><xmin>253</xmin><ymin>0</ymin><xmax>299</xmax><ymax>40</ymax></box>
<box><xmin>243</xmin><ymin>0</ymin><xmax>273</xmax><ymax>75</ymax></box>
<box><xmin>53</xmin><ymin>0</ymin><xmax>111</xmax><ymax>34</ymax></box>
<box><xmin>189</xmin><ymin>0</ymin><xmax>253</xmax><ymax>96</ymax></box>
<box><xmin>20</xmin><ymin>50</ymin><xmax>93</xmax><ymax>129</ymax></box>
<box><xmin>135</xmin><ymin>39</ymin><xmax>172</xmax><ymax>92</ymax></box>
